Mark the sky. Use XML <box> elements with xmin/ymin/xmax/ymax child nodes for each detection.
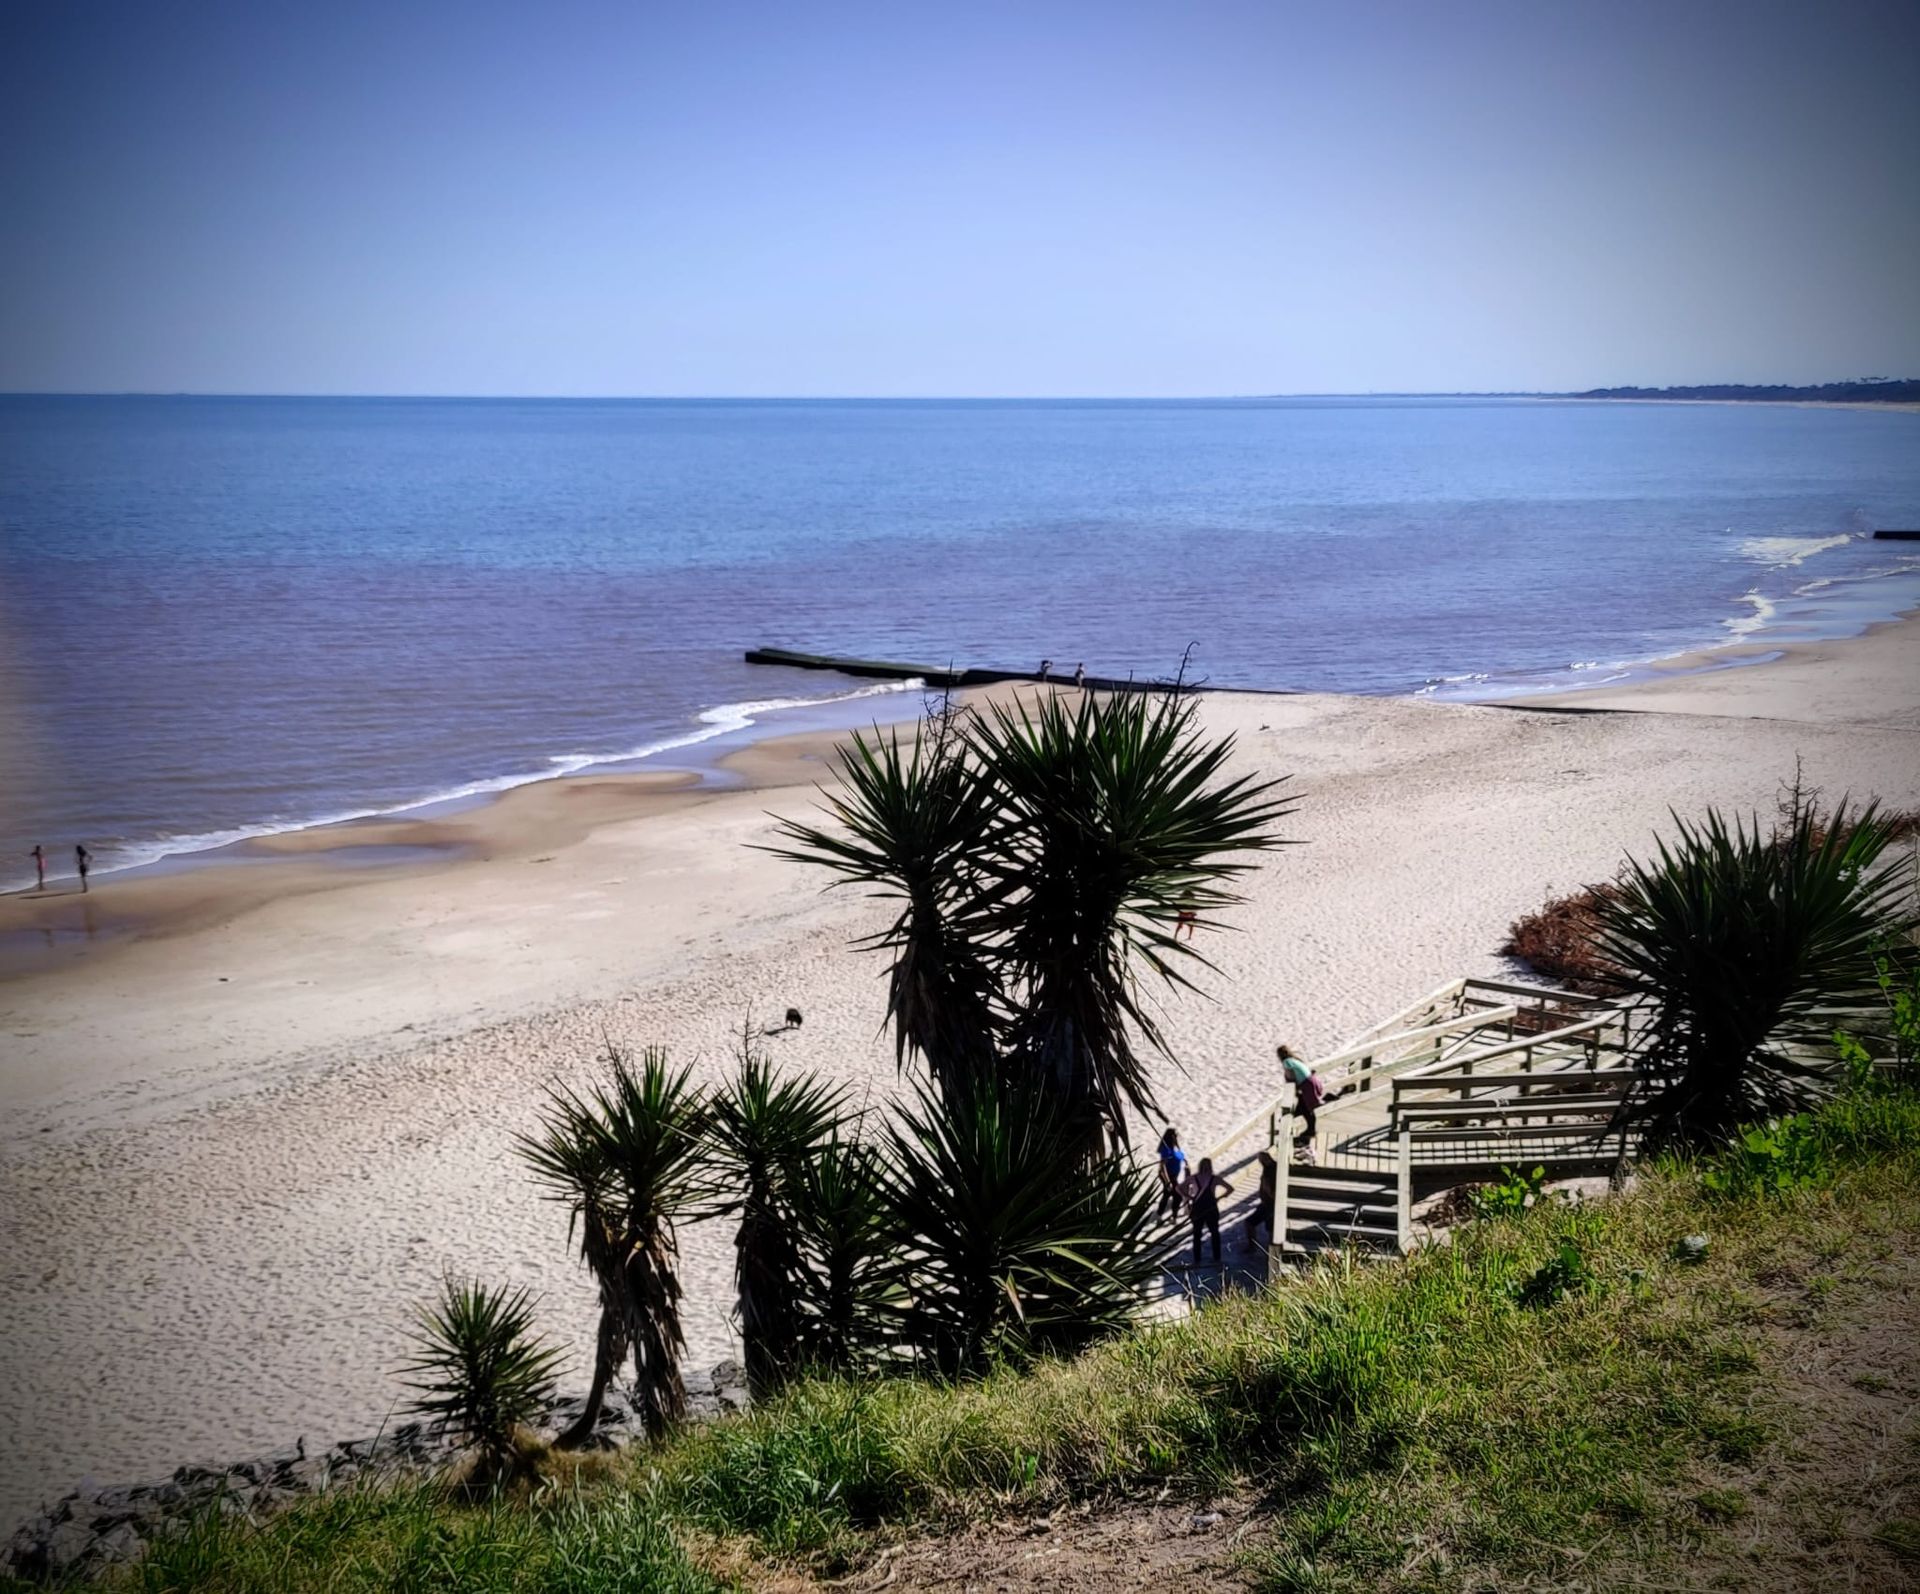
<box><xmin>1</xmin><ymin>0</ymin><xmax>1916</xmax><ymax>397</ymax></box>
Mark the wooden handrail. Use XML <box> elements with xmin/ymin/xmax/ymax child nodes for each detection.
<box><xmin>1388</xmin><ymin>1011</ymin><xmax>1621</xmax><ymax>1084</ymax></box>
<box><xmin>1329</xmin><ymin>976</ymin><xmax>1468</xmax><ymax>1053</ymax></box>
<box><xmin>1393</xmin><ymin>1066</ymin><xmax>1637</xmax><ymax>1097</ymax></box>
<box><xmin>1458</xmin><ymin>977</ymin><xmax>1621</xmax><ymax>1007</ymax></box>
<box><xmin>1207</xmin><ymin>1005</ymin><xmax>1521</xmax><ymax>1160</ymax></box>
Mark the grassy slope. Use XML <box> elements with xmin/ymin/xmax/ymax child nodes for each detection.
<box><xmin>21</xmin><ymin>1090</ymin><xmax>1920</xmax><ymax>1593</ymax></box>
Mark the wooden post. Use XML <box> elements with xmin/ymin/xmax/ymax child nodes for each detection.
<box><xmin>1396</xmin><ymin>1129</ymin><xmax>1413</xmax><ymax>1253</ymax></box>
<box><xmin>1275</xmin><ymin>1109</ymin><xmax>1293</xmax><ymax>1259</ymax></box>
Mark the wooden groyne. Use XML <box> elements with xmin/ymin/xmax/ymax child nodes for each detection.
<box><xmin>743</xmin><ymin>646</ymin><xmax>1208</xmax><ymax>694</ymax></box>
<box><xmin>1872</xmin><ymin>529</ymin><xmax>1920</xmax><ymax>541</ymax></box>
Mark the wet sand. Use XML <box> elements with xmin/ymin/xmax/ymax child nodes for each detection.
<box><xmin>2</xmin><ymin>630</ymin><xmax>1917</xmax><ymax>1527</ymax></box>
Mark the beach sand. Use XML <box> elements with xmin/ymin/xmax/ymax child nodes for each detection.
<box><xmin>3</xmin><ymin>630</ymin><xmax>1918</xmax><ymax>1527</ymax></box>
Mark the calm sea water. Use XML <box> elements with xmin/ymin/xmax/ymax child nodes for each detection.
<box><xmin>2</xmin><ymin>395</ymin><xmax>1917</xmax><ymax>888</ymax></box>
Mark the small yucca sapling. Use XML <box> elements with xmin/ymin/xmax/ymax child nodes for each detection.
<box><xmin>400</xmin><ymin>1276</ymin><xmax>565</xmax><ymax>1486</ymax></box>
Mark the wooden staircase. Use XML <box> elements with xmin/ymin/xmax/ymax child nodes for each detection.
<box><xmin>1189</xmin><ymin>976</ymin><xmax>1644</xmax><ymax>1269</ymax></box>
<box><xmin>1280</xmin><ymin>1166</ymin><xmax>1402</xmax><ymax>1256</ymax></box>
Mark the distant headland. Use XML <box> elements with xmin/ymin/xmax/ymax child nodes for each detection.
<box><xmin>1564</xmin><ymin>377</ymin><xmax>1920</xmax><ymax>404</ymax></box>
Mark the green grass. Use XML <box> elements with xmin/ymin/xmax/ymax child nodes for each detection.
<box><xmin>20</xmin><ymin>1086</ymin><xmax>1920</xmax><ymax>1592</ymax></box>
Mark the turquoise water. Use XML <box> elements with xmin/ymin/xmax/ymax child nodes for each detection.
<box><xmin>2</xmin><ymin>395</ymin><xmax>1916</xmax><ymax>886</ymax></box>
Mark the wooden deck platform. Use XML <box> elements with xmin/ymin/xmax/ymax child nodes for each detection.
<box><xmin>1153</xmin><ymin>978</ymin><xmax>1640</xmax><ymax>1300</ymax></box>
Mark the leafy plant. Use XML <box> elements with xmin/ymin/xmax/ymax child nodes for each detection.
<box><xmin>787</xmin><ymin>1133</ymin><xmax>904</xmax><ymax>1373</ymax></box>
<box><xmin>772</xmin><ymin>685</ymin><xmax>1294</xmax><ymax>1151</ymax></box>
<box><xmin>399</xmin><ymin>1277</ymin><xmax>564</xmax><ymax>1482</ymax></box>
<box><xmin>1700</xmin><ymin>1116</ymin><xmax>1826</xmax><ymax>1200</ymax></box>
<box><xmin>880</xmin><ymin>1073</ymin><xmax>1166</xmax><ymax>1374</ymax></box>
<box><xmin>1514</xmin><ymin>1240</ymin><xmax>1594</xmax><ymax>1309</ymax></box>
<box><xmin>1595</xmin><ymin>799</ymin><xmax>1913</xmax><ymax>1149</ymax></box>
<box><xmin>707</xmin><ymin>1045</ymin><xmax>850</xmax><ymax>1396</ymax></box>
<box><xmin>518</xmin><ymin>1045</ymin><xmax>712</xmax><ymax>1442</ymax></box>
<box><xmin>1467</xmin><ymin>1164</ymin><xmax>1548</xmax><ymax>1219</ymax></box>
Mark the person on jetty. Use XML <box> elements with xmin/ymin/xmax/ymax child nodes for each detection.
<box><xmin>29</xmin><ymin>844</ymin><xmax>46</xmax><ymax>890</ymax></box>
<box><xmin>74</xmin><ymin>843</ymin><xmax>92</xmax><ymax>894</ymax></box>
<box><xmin>1156</xmin><ymin>1126</ymin><xmax>1189</xmax><ymax>1220</ymax></box>
<box><xmin>1186</xmin><ymin>1157</ymin><xmax>1233</xmax><ymax>1266</ymax></box>
<box><xmin>1245</xmin><ymin>1150</ymin><xmax>1278</xmax><ymax>1252</ymax></box>
<box><xmin>1277</xmin><ymin>1043</ymin><xmax>1324</xmax><ymax>1159</ymax></box>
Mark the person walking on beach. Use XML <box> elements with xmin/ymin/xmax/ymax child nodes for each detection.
<box><xmin>1277</xmin><ymin>1043</ymin><xmax>1322</xmax><ymax>1158</ymax></box>
<box><xmin>74</xmin><ymin>844</ymin><xmax>92</xmax><ymax>894</ymax></box>
<box><xmin>1156</xmin><ymin>1127</ymin><xmax>1189</xmax><ymax>1221</ymax></box>
<box><xmin>1245</xmin><ymin>1150</ymin><xmax>1278</xmax><ymax>1252</ymax></box>
<box><xmin>29</xmin><ymin>845</ymin><xmax>46</xmax><ymax>891</ymax></box>
<box><xmin>1186</xmin><ymin>1157</ymin><xmax>1232</xmax><ymax>1267</ymax></box>
<box><xmin>1038</xmin><ymin>658</ymin><xmax>1052</xmax><ymax>682</ymax></box>
<box><xmin>1073</xmin><ymin>662</ymin><xmax>1085</xmax><ymax>690</ymax></box>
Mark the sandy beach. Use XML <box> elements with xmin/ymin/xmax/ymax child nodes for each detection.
<box><xmin>3</xmin><ymin>626</ymin><xmax>1918</xmax><ymax>1529</ymax></box>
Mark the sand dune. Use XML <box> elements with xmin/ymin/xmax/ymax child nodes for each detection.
<box><xmin>2</xmin><ymin>620</ymin><xmax>1917</xmax><ymax>1528</ymax></box>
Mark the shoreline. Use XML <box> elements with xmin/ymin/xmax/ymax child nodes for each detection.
<box><xmin>1</xmin><ymin>617</ymin><xmax>1916</xmax><ymax>1531</ymax></box>
<box><xmin>9</xmin><ymin>575</ymin><xmax>1918</xmax><ymax>975</ymax></box>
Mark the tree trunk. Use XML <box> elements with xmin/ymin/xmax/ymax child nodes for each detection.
<box><xmin>554</xmin><ymin>1304</ymin><xmax>627</xmax><ymax>1449</ymax></box>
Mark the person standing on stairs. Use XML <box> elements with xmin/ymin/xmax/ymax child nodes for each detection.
<box><xmin>1277</xmin><ymin>1043</ymin><xmax>1323</xmax><ymax>1160</ymax></box>
<box><xmin>1186</xmin><ymin>1157</ymin><xmax>1233</xmax><ymax>1266</ymax></box>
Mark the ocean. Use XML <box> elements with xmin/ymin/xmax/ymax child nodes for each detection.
<box><xmin>2</xmin><ymin>395</ymin><xmax>1917</xmax><ymax>889</ymax></box>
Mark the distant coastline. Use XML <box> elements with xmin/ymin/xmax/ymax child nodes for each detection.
<box><xmin>1562</xmin><ymin>378</ymin><xmax>1920</xmax><ymax>405</ymax></box>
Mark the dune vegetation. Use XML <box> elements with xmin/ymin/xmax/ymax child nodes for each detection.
<box><xmin>14</xmin><ymin>706</ymin><xmax>1919</xmax><ymax>1592</ymax></box>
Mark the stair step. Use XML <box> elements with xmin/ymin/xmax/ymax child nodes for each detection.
<box><xmin>1285</xmin><ymin>1219</ymin><xmax>1401</xmax><ymax>1241</ymax></box>
<box><xmin>1285</xmin><ymin>1172</ymin><xmax>1397</xmax><ymax>1194</ymax></box>
<box><xmin>1286</xmin><ymin>1200</ymin><xmax>1398</xmax><ymax>1222</ymax></box>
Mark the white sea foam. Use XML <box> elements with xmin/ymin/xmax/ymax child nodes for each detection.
<box><xmin>1723</xmin><ymin>592</ymin><xmax>1778</xmax><ymax>637</ymax></box>
<box><xmin>1740</xmin><ymin>533</ymin><xmax>1852</xmax><ymax>568</ymax></box>
<box><xmin>87</xmin><ymin>679</ymin><xmax>927</xmax><ymax>880</ymax></box>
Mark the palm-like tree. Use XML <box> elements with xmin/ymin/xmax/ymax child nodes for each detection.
<box><xmin>399</xmin><ymin>1276</ymin><xmax>565</xmax><ymax>1486</ymax></box>
<box><xmin>769</xmin><ymin>715</ymin><xmax>1005</xmax><ymax>1099</ymax></box>
<box><xmin>708</xmin><ymin>1048</ymin><xmax>849</xmax><ymax>1395</ymax></box>
<box><xmin>882</xmin><ymin>1073</ymin><xmax>1166</xmax><ymax>1375</ymax></box>
<box><xmin>1596</xmin><ymin>800</ymin><xmax>1914</xmax><ymax>1148</ymax></box>
<box><xmin>787</xmin><ymin>1133</ymin><xmax>902</xmax><ymax>1372</ymax></box>
<box><xmin>773</xmin><ymin>686</ymin><xmax>1293</xmax><ymax>1148</ymax></box>
<box><xmin>518</xmin><ymin>1046</ymin><xmax>711</xmax><ymax>1443</ymax></box>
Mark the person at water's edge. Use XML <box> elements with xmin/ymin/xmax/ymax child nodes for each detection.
<box><xmin>1187</xmin><ymin>1156</ymin><xmax>1233</xmax><ymax>1267</ymax></box>
<box><xmin>29</xmin><ymin>844</ymin><xmax>46</xmax><ymax>890</ymax></box>
<box><xmin>75</xmin><ymin>843</ymin><xmax>91</xmax><ymax>893</ymax></box>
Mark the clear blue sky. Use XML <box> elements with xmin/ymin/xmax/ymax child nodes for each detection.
<box><xmin>2</xmin><ymin>0</ymin><xmax>1915</xmax><ymax>397</ymax></box>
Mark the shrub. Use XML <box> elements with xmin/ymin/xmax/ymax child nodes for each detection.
<box><xmin>1467</xmin><ymin>1165</ymin><xmax>1548</xmax><ymax>1220</ymax></box>
<box><xmin>398</xmin><ymin>1278</ymin><xmax>564</xmax><ymax>1483</ymax></box>
<box><xmin>1596</xmin><ymin>800</ymin><xmax>1912</xmax><ymax>1149</ymax></box>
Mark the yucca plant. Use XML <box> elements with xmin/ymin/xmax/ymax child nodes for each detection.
<box><xmin>881</xmin><ymin>1073</ymin><xmax>1166</xmax><ymax>1375</ymax></box>
<box><xmin>399</xmin><ymin>1276</ymin><xmax>564</xmax><ymax>1485</ymax></box>
<box><xmin>518</xmin><ymin>1045</ymin><xmax>712</xmax><ymax>1443</ymax></box>
<box><xmin>970</xmin><ymin>686</ymin><xmax>1294</xmax><ymax>1147</ymax></box>
<box><xmin>769</xmin><ymin>713</ymin><xmax>1006</xmax><ymax>1099</ymax></box>
<box><xmin>1596</xmin><ymin>799</ymin><xmax>1914</xmax><ymax>1149</ymax></box>
<box><xmin>788</xmin><ymin>1133</ymin><xmax>903</xmax><ymax>1372</ymax></box>
<box><xmin>772</xmin><ymin>684</ymin><xmax>1293</xmax><ymax>1150</ymax></box>
<box><xmin>708</xmin><ymin>1046</ymin><xmax>850</xmax><ymax>1395</ymax></box>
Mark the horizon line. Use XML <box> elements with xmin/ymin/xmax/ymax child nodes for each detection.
<box><xmin>2</xmin><ymin>379</ymin><xmax>1911</xmax><ymax>404</ymax></box>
